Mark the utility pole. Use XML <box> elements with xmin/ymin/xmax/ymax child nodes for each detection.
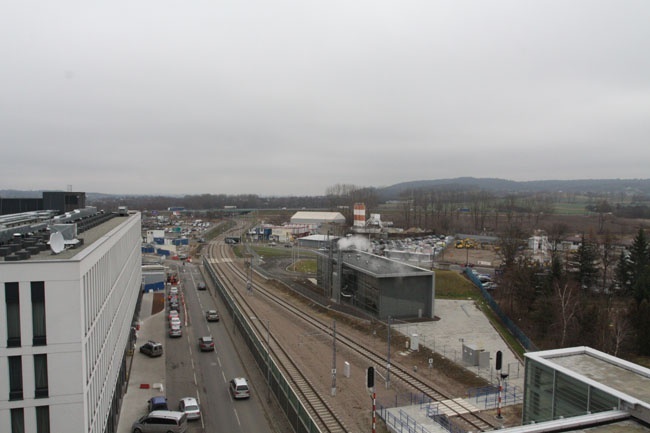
<box><xmin>386</xmin><ymin>316</ymin><xmax>391</xmax><ymax>388</ymax></box>
<box><xmin>266</xmin><ymin>320</ymin><xmax>271</xmax><ymax>402</ymax></box>
<box><xmin>331</xmin><ymin>320</ymin><xmax>337</xmax><ymax>396</ymax></box>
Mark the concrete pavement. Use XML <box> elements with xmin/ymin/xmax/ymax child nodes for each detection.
<box><xmin>391</xmin><ymin>299</ymin><xmax>525</xmax><ymax>391</ymax></box>
<box><xmin>117</xmin><ymin>291</ymin><xmax>166</xmax><ymax>433</ymax></box>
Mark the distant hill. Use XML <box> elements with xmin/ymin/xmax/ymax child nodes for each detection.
<box><xmin>377</xmin><ymin>178</ymin><xmax>650</xmax><ymax>201</ymax></box>
<box><xmin>4</xmin><ymin>178</ymin><xmax>650</xmax><ymax>204</ymax></box>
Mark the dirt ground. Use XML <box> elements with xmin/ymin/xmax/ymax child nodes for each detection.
<box><xmin>436</xmin><ymin>244</ymin><xmax>502</xmax><ymax>269</ymax></box>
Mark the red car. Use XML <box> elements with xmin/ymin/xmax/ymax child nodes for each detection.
<box><xmin>198</xmin><ymin>336</ymin><xmax>215</xmax><ymax>352</ymax></box>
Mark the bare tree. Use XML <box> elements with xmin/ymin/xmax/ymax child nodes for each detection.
<box><xmin>610</xmin><ymin>309</ymin><xmax>631</xmax><ymax>357</ymax></box>
<box><xmin>554</xmin><ymin>280</ymin><xmax>580</xmax><ymax>347</ymax></box>
<box><xmin>599</xmin><ymin>230</ymin><xmax>617</xmax><ymax>292</ymax></box>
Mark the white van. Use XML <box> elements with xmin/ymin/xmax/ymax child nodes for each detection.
<box><xmin>131</xmin><ymin>410</ymin><xmax>187</xmax><ymax>433</ymax></box>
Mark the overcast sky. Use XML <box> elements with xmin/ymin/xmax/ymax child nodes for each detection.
<box><xmin>2</xmin><ymin>1</ymin><xmax>649</xmax><ymax>196</ymax></box>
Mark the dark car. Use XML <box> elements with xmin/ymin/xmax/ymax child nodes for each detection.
<box><xmin>205</xmin><ymin>310</ymin><xmax>220</xmax><ymax>322</ymax></box>
<box><xmin>139</xmin><ymin>341</ymin><xmax>163</xmax><ymax>357</ymax></box>
<box><xmin>198</xmin><ymin>336</ymin><xmax>215</xmax><ymax>352</ymax></box>
<box><xmin>197</xmin><ymin>282</ymin><xmax>207</xmax><ymax>290</ymax></box>
<box><xmin>147</xmin><ymin>396</ymin><xmax>168</xmax><ymax>412</ymax></box>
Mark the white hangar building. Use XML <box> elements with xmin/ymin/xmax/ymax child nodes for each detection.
<box><xmin>0</xmin><ymin>209</ymin><xmax>141</xmax><ymax>433</ymax></box>
<box><xmin>290</xmin><ymin>211</ymin><xmax>346</xmax><ymax>225</ymax></box>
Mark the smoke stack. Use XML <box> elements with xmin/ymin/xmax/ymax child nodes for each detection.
<box><xmin>353</xmin><ymin>203</ymin><xmax>366</xmax><ymax>227</ymax></box>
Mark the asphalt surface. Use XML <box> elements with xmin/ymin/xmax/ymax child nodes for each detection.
<box><xmin>117</xmin><ymin>291</ymin><xmax>167</xmax><ymax>433</ymax></box>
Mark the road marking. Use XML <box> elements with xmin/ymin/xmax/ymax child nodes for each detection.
<box><xmin>221</xmin><ymin>371</ymin><xmax>227</xmax><ymax>383</ymax></box>
<box><xmin>233</xmin><ymin>408</ymin><xmax>241</xmax><ymax>426</ymax></box>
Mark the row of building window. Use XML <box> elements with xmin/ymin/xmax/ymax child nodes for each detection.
<box><xmin>8</xmin><ymin>354</ymin><xmax>49</xmax><ymax>401</ymax></box>
<box><xmin>11</xmin><ymin>406</ymin><xmax>50</xmax><ymax>433</ymax></box>
<box><xmin>5</xmin><ymin>282</ymin><xmax>47</xmax><ymax>347</ymax></box>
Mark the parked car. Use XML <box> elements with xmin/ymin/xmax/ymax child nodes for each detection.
<box><xmin>205</xmin><ymin>310</ymin><xmax>220</xmax><ymax>322</ymax></box>
<box><xmin>478</xmin><ymin>274</ymin><xmax>492</xmax><ymax>283</ymax></box>
<box><xmin>483</xmin><ymin>282</ymin><xmax>498</xmax><ymax>291</ymax></box>
<box><xmin>131</xmin><ymin>410</ymin><xmax>187</xmax><ymax>433</ymax></box>
<box><xmin>178</xmin><ymin>397</ymin><xmax>201</xmax><ymax>420</ymax></box>
<box><xmin>198</xmin><ymin>336</ymin><xmax>215</xmax><ymax>352</ymax></box>
<box><xmin>229</xmin><ymin>377</ymin><xmax>250</xmax><ymax>399</ymax></box>
<box><xmin>147</xmin><ymin>396</ymin><xmax>168</xmax><ymax>412</ymax></box>
<box><xmin>139</xmin><ymin>341</ymin><xmax>163</xmax><ymax>357</ymax></box>
<box><xmin>169</xmin><ymin>325</ymin><xmax>182</xmax><ymax>338</ymax></box>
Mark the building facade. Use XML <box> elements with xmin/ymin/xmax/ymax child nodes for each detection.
<box><xmin>318</xmin><ymin>249</ymin><xmax>435</xmax><ymax>320</ymax></box>
<box><xmin>523</xmin><ymin>347</ymin><xmax>650</xmax><ymax>426</ymax></box>
<box><xmin>0</xmin><ymin>212</ymin><xmax>141</xmax><ymax>433</ymax></box>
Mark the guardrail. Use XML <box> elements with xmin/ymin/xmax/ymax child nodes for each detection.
<box><xmin>203</xmin><ymin>256</ymin><xmax>322</xmax><ymax>433</ymax></box>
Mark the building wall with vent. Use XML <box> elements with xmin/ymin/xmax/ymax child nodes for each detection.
<box><xmin>0</xmin><ymin>212</ymin><xmax>141</xmax><ymax>433</ymax></box>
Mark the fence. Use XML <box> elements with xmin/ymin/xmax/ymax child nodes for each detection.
<box><xmin>467</xmin><ymin>383</ymin><xmax>523</xmax><ymax>409</ymax></box>
<box><xmin>464</xmin><ymin>268</ymin><xmax>538</xmax><ymax>352</ymax></box>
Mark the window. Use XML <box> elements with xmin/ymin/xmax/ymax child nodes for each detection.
<box><xmin>36</xmin><ymin>406</ymin><xmax>50</xmax><ymax>433</ymax></box>
<box><xmin>31</xmin><ymin>282</ymin><xmax>47</xmax><ymax>346</ymax></box>
<box><xmin>9</xmin><ymin>356</ymin><xmax>23</xmax><ymax>401</ymax></box>
<box><xmin>34</xmin><ymin>354</ymin><xmax>49</xmax><ymax>398</ymax></box>
<box><xmin>5</xmin><ymin>282</ymin><xmax>21</xmax><ymax>347</ymax></box>
<box><xmin>11</xmin><ymin>408</ymin><xmax>24</xmax><ymax>433</ymax></box>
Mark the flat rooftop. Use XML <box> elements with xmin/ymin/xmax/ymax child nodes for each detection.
<box><xmin>526</xmin><ymin>347</ymin><xmax>650</xmax><ymax>407</ymax></box>
<box><xmin>339</xmin><ymin>250</ymin><xmax>433</xmax><ymax>278</ymax></box>
<box><xmin>1</xmin><ymin>213</ymin><xmax>133</xmax><ymax>262</ymax></box>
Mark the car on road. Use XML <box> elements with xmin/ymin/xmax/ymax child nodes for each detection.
<box><xmin>139</xmin><ymin>341</ymin><xmax>163</xmax><ymax>357</ymax></box>
<box><xmin>229</xmin><ymin>377</ymin><xmax>250</xmax><ymax>399</ymax></box>
<box><xmin>178</xmin><ymin>397</ymin><xmax>201</xmax><ymax>420</ymax></box>
<box><xmin>198</xmin><ymin>336</ymin><xmax>215</xmax><ymax>352</ymax></box>
<box><xmin>205</xmin><ymin>310</ymin><xmax>220</xmax><ymax>322</ymax></box>
<box><xmin>169</xmin><ymin>324</ymin><xmax>182</xmax><ymax>338</ymax></box>
<box><xmin>197</xmin><ymin>282</ymin><xmax>206</xmax><ymax>290</ymax></box>
<box><xmin>168</xmin><ymin>310</ymin><xmax>179</xmax><ymax>320</ymax></box>
<box><xmin>169</xmin><ymin>317</ymin><xmax>181</xmax><ymax>328</ymax></box>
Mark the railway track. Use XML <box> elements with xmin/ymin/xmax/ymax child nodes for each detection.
<box><xmin>205</xmin><ymin>225</ymin><xmax>495</xmax><ymax>432</ymax></box>
<box><xmin>207</xmin><ymin>234</ymin><xmax>348</xmax><ymax>433</ymax></box>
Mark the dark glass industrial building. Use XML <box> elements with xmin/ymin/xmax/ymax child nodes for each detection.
<box><xmin>317</xmin><ymin>249</ymin><xmax>435</xmax><ymax>320</ymax></box>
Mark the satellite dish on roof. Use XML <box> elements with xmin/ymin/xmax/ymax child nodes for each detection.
<box><xmin>49</xmin><ymin>231</ymin><xmax>65</xmax><ymax>254</ymax></box>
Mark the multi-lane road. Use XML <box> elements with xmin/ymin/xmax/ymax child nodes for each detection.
<box><xmin>163</xmin><ymin>261</ymin><xmax>274</xmax><ymax>433</ymax></box>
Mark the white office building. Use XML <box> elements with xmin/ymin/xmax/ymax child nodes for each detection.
<box><xmin>0</xmin><ymin>210</ymin><xmax>142</xmax><ymax>433</ymax></box>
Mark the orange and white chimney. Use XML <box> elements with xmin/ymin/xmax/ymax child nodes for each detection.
<box><xmin>353</xmin><ymin>203</ymin><xmax>366</xmax><ymax>227</ymax></box>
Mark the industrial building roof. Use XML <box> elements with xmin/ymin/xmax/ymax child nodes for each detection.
<box><xmin>339</xmin><ymin>250</ymin><xmax>433</xmax><ymax>278</ymax></box>
<box><xmin>290</xmin><ymin>211</ymin><xmax>346</xmax><ymax>224</ymax></box>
